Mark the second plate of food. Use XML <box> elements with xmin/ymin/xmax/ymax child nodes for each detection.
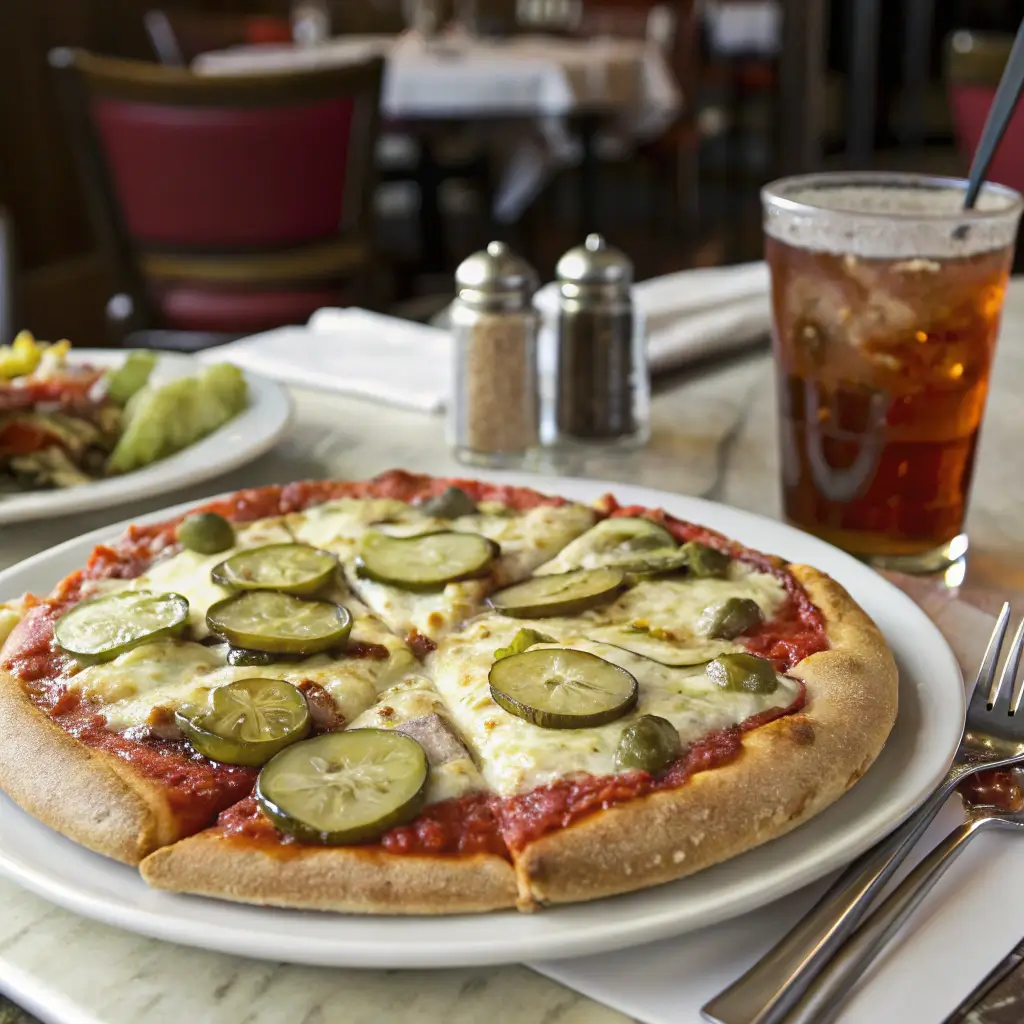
<box><xmin>0</xmin><ymin>347</ymin><xmax>291</xmax><ymax>525</ymax></box>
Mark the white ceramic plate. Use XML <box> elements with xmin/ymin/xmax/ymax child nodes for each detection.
<box><xmin>0</xmin><ymin>350</ymin><xmax>291</xmax><ymax>524</ymax></box>
<box><xmin>0</xmin><ymin>476</ymin><xmax>964</xmax><ymax>968</ymax></box>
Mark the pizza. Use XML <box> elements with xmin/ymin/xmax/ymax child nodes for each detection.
<box><xmin>0</xmin><ymin>470</ymin><xmax>897</xmax><ymax>914</ymax></box>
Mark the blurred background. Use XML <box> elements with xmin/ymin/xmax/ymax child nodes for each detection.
<box><xmin>1</xmin><ymin>0</ymin><xmax>1021</xmax><ymax>350</ymax></box>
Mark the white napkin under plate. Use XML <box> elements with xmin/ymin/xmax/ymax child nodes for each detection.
<box><xmin>534</xmin><ymin>586</ymin><xmax>1024</xmax><ymax>1024</ymax></box>
<box><xmin>205</xmin><ymin>263</ymin><xmax>771</xmax><ymax>413</ymax></box>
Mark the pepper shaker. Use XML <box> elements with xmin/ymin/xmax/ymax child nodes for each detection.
<box><xmin>553</xmin><ymin>234</ymin><xmax>650</xmax><ymax>447</ymax></box>
<box><xmin>449</xmin><ymin>241</ymin><xmax>541</xmax><ymax>468</ymax></box>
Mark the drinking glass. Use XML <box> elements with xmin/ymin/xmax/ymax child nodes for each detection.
<box><xmin>762</xmin><ymin>172</ymin><xmax>1023</xmax><ymax>573</ymax></box>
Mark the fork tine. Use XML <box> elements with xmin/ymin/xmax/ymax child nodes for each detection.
<box><xmin>983</xmin><ymin>602</ymin><xmax>1012</xmax><ymax>709</ymax></box>
<box><xmin>1005</xmin><ymin>616</ymin><xmax>1024</xmax><ymax>715</ymax></box>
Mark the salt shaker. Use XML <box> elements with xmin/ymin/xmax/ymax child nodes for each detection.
<box><xmin>449</xmin><ymin>241</ymin><xmax>540</xmax><ymax>467</ymax></box>
<box><xmin>553</xmin><ymin>234</ymin><xmax>649</xmax><ymax>447</ymax></box>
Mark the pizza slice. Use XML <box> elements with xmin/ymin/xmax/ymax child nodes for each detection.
<box><xmin>0</xmin><ymin>510</ymin><xmax>410</xmax><ymax>865</ymax></box>
<box><xmin>140</xmin><ymin>672</ymin><xmax>519</xmax><ymax>913</ymax></box>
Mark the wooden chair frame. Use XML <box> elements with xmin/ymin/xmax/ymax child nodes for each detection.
<box><xmin>49</xmin><ymin>47</ymin><xmax>384</xmax><ymax>340</ymax></box>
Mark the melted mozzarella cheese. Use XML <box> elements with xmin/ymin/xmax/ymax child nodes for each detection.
<box><xmin>105</xmin><ymin>518</ymin><xmax>295</xmax><ymax>637</ymax></box>
<box><xmin>452</xmin><ymin>503</ymin><xmax>596</xmax><ymax>582</ymax></box>
<box><xmin>68</xmin><ymin>600</ymin><xmax>413</xmax><ymax>732</ymax></box>
<box><xmin>288</xmin><ymin>499</ymin><xmax>430</xmax><ymax>555</ymax></box>
<box><xmin>429</xmin><ymin>610</ymin><xmax>799</xmax><ymax>797</ymax></box>
<box><xmin>594</xmin><ymin>568</ymin><xmax>787</xmax><ymax>635</ymax></box>
<box><xmin>291</xmin><ymin>498</ymin><xmax>596</xmax><ymax>638</ymax></box>
<box><xmin>349</xmin><ymin>675</ymin><xmax>486</xmax><ymax>805</ymax></box>
<box><xmin>69</xmin><ymin>640</ymin><xmax>224</xmax><ymax>731</ymax></box>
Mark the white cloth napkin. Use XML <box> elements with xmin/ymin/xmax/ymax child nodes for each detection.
<box><xmin>204</xmin><ymin>263</ymin><xmax>771</xmax><ymax>413</ymax></box>
<box><xmin>533</xmin><ymin>589</ymin><xmax>1023</xmax><ymax>1024</ymax></box>
<box><xmin>202</xmin><ymin>308</ymin><xmax>451</xmax><ymax>413</ymax></box>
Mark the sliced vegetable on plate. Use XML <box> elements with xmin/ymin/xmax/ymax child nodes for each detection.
<box><xmin>1</xmin><ymin>334</ymin><xmax>250</xmax><ymax>491</ymax></box>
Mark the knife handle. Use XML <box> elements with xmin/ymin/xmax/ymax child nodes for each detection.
<box><xmin>781</xmin><ymin>817</ymin><xmax>990</xmax><ymax>1024</ymax></box>
<box><xmin>700</xmin><ymin>767</ymin><xmax>964</xmax><ymax>1024</ymax></box>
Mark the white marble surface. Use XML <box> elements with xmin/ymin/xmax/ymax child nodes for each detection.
<box><xmin>2</xmin><ymin>281</ymin><xmax>1024</xmax><ymax>1023</ymax></box>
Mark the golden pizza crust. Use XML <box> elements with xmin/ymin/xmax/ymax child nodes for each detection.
<box><xmin>140</xmin><ymin>836</ymin><xmax>517</xmax><ymax>914</ymax></box>
<box><xmin>0</xmin><ymin>667</ymin><xmax>180</xmax><ymax>865</ymax></box>
<box><xmin>511</xmin><ymin>566</ymin><xmax>898</xmax><ymax>907</ymax></box>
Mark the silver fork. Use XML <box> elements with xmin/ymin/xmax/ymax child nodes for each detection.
<box><xmin>702</xmin><ymin>603</ymin><xmax>1024</xmax><ymax>1024</ymax></box>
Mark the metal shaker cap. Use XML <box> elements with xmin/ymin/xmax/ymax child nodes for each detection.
<box><xmin>455</xmin><ymin>241</ymin><xmax>539</xmax><ymax>311</ymax></box>
<box><xmin>556</xmin><ymin>234</ymin><xmax>633</xmax><ymax>294</ymax></box>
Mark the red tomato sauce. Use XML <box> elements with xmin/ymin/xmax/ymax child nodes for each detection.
<box><xmin>1</xmin><ymin>472</ymin><xmax>823</xmax><ymax>852</ymax></box>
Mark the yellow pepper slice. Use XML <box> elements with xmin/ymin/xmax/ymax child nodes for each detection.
<box><xmin>0</xmin><ymin>331</ymin><xmax>45</xmax><ymax>380</ymax></box>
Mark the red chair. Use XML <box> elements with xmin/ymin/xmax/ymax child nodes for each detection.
<box><xmin>947</xmin><ymin>30</ymin><xmax>1024</xmax><ymax>194</ymax></box>
<box><xmin>50</xmin><ymin>48</ymin><xmax>384</xmax><ymax>348</ymax></box>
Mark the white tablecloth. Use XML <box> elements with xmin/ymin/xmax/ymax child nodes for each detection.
<box><xmin>194</xmin><ymin>34</ymin><xmax>682</xmax><ymax>221</ymax></box>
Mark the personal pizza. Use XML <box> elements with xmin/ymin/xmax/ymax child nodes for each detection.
<box><xmin>0</xmin><ymin>470</ymin><xmax>897</xmax><ymax>913</ymax></box>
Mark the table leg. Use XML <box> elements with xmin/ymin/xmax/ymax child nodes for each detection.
<box><xmin>416</xmin><ymin>137</ymin><xmax>447</xmax><ymax>274</ymax></box>
<box><xmin>847</xmin><ymin>0</ymin><xmax>881</xmax><ymax>165</ymax></box>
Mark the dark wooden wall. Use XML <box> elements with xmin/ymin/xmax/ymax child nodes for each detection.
<box><xmin>0</xmin><ymin>0</ymin><xmax>286</xmax><ymax>342</ymax></box>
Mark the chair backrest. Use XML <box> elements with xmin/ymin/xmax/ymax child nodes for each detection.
<box><xmin>144</xmin><ymin>9</ymin><xmax>294</xmax><ymax>67</ymax></box>
<box><xmin>946</xmin><ymin>30</ymin><xmax>1024</xmax><ymax>194</ymax></box>
<box><xmin>50</xmin><ymin>48</ymin><xmax>383</xmax><ymax>331</ymax></box>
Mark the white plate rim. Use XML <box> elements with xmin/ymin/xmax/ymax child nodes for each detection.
<box><xmin>0</xmin><ymin>473</ymin><xmax>965</xmax><ymax>968</ymax></box>
<box><xmin>0</xmin><ymin>350</ymin><xmax>292</xmax><ymax>524</ymax></box>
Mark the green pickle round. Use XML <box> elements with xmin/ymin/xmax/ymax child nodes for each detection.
<box><xmin>615</xmin><ymin>549</ymin><xmax>691</xmax><ymax>577</ymax></box>
<box><xmin>175</xmin><ymin>678</ymin><xmax>311</xmax><ymax>766</ymax></box>
<box><xmin>256</xmin><ymin>730</ymin><xmax>429</xmax><ymax>845</ymax></box>
<box><xmin>580</xmin><ymin>517</ymin><xmax>676</xmax><ymax>559</ymax></box>
<box><xmin>706</xmin><ymin>652</ymin><xmax>778</xmax><ymax>694</ymax></box>
<box><xmin>177</xmin><ymin>512</ymin><xmax>236</xmax><ymax>554</ymax></box>
<box><xmin>54</xmin><ymin>590</ymin><xmax>189</xmax><ymax>663</ymax></box>
<box><xmin>700</xmin><ymin>597</ymin><xmax>764</xmax><ymax>640</ymax></box>
<box><xmin>488</xmin><ymin>567</ymin><xmax>626</xmax><ymax>618</ymax></box>
<box><xmin>356</xmin><ymin>531</ymin><xmax>498</xmax><ymax>590</ymax></box>
<box><xmin>211</xmin><ymin>543</ymin><xmax>338</xmax><ymax>595</ymax></box>
<box><xmin>489</xmin><ymin>647</ymin><xmax>638</xmax><ymax>728</ymax></box>
<box><xmin>206</xmin><ymin>591</ymin><xmax>352</xmax><ymax>656</ymax></box>
<box><xmin>614</xmin><ymin>715</ymin><xmax>682</xmax><ymax>773</ymax></box>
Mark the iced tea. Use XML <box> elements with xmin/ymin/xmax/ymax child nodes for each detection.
<box><xmin>762</xmin><ymin>174</ymin><xmax>1023</xmax><ymax>571</ymax></box>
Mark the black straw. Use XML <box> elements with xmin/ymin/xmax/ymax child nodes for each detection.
<box><xmin>964</xmin><ymin>17</ymin><xmax>1024</xmax><ymax>209</ymax></box>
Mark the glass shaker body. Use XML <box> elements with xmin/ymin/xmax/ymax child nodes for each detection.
<box><xmin>551</xmin><ymin>235</ymin><xmax>650</xmax><ymax>449</ymax></box>
<box><xmin>554</xmin><ymin>291</ymin><xmax>649</xmax><ymax>447</ymax></box>
<box><xmin>448</xmin><ymin>243</ymin><xmax>541</xmax><ymax>468</ymax></box>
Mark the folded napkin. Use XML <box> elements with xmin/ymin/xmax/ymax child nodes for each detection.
<box><xmin>205</xmin><ymin>263</ymin><xmax>771</xmax><ymax>413</ymax></box>
<box><xmin>202</xmin><ymin>308</ymin><xmax>451</xmax><ymax>413</ymax></box>
<box><xmin>533</xmin><ymin>582</ymin><xmax>1024</xmax><ymax>1024</ymax></box>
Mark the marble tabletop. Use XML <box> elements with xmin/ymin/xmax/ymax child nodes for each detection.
<box><xmin>3</xmin><ymin>281</ymin><xmax>1024</xmax><ymax>1023</ymax></box>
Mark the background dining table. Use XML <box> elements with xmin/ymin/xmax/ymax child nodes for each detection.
<box><xmin>194</xmin><ymin>32</ymin><xmax>682</xmax><ymax>231</ymax></box>
<box><xmin>3</xmin><ymin>281</ymin><xmax>1024</xmax><ymax>1023</ymax></box>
